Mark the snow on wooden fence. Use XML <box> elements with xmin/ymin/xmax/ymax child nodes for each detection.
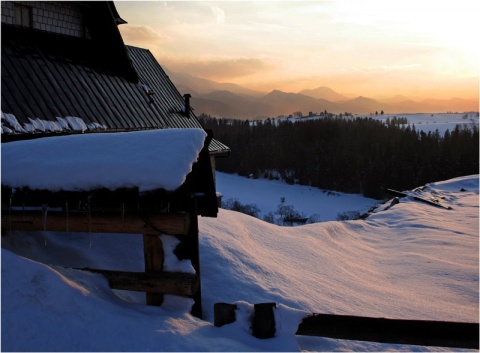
<box><xmin>214</xmin><ymin>302</ymin><xmax>479</xmax><ymax>349</ymax></box>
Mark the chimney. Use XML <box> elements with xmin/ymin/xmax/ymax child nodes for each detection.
<box><xmin>183</xmin><ymin>94</ymin><xmax>191</xmax><ymax>117</ymax></box>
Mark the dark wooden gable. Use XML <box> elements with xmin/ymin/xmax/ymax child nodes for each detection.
<box><xmin>1</xmin><ymin>1</ymin><xmax>230</xmax><ymax>156</ymax></box>
<box><xmin>1</xmin><ymin>27</ymin><xmax>173</xmax><ymax>134</ymax></box>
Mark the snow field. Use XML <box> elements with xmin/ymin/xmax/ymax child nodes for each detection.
<box><xmin>2</xmin><ymin>175</ymin><xmax>478</xmax><ymax>351</ymax></box>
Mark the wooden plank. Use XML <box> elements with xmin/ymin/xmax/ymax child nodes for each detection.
<box><xmin>143</xmin><ymin>234</ymin><xmax>164</xmax><ymax>305</ymax></box>
<box><xmin>80</xmin><ymin>268</ymin><xmax>198</xmax><ymax>296</ymax></box>
<box><xmin>1</xmin><ymin>210</ymin><xmax>190</xmax><ymax>236</ymax></box>
<box><xmin>296</xmin><ymin>313</ymin><xmax>479</xmax><ymax>349</ymax></box>
<box><xmin>386</xmin><ymin>188</ymin><xmax>452</xmax><ymax>210</ymax></box>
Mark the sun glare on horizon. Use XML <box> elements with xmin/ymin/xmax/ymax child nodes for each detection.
<box><xmin>116</xmin><ymin>1</ymin><xmax>480</xmax><ymax>100</ymax></box>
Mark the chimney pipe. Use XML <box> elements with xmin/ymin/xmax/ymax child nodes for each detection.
<box><xmin>183</xmin><ymin>94</ymin><xmax>191</xmax><ymax>117</ymax></box>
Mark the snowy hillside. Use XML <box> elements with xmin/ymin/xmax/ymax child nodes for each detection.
<box><xmin>274</xmin><ymin>112</ymin><xmax>479</xmax><ymax>136</ymax></box>
<box><xmin>2</xmin><ymin>174</ymin><xmax>478</xmax><ymax>351</ymax></box>
<box><xmin>216</xmin><ymin>172</ymin><xmax>378</xmax><ymax>222</ymax></box>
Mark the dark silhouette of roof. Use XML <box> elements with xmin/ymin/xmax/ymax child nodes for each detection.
<box><xmin>1</xmin><ymin>2</ymin><xmax>229</xmax><ymax>156</ymax></box>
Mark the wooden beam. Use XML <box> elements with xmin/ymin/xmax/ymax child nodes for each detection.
<box><xmin>1</xmin><ymin>210</ymin><xmax>190</xmax><ymax>236</ymax></box>
<box><xmin>80</xmin><ymin>268</ymin><xmax>199</xmax><ymax>296</ymax></box>
<box><xmin>143</xmin><ymin>233</ymin><xmax>164</xmax><ymax>306</ymax></box>
<box><xmin>296</xmin><ymin>313</ymin><xmax>479</xmax><ymax>349</ymax></box>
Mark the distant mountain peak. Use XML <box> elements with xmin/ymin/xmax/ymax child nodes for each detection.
<box><xmin>165</xmin><ymin>68</ymin><xmax>478</xmax><ymax>118</ymax></box>
<box><xmin>299</xmin><ymin>86</ymin><xmax>349</xmax><ymax>102</ymax></box>
<box><xmin>165</xmin><ymin>67</ymin><xmax>266</xmax><ymax>98</ymax></box>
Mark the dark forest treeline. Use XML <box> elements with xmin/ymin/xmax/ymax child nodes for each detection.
<box><xmin>201</xmin><ymin>115</ymin><xmax>479</xmax><ymax>199</ymax></box>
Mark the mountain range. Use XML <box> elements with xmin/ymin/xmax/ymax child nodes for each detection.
<box><xmin>165</xmin><ymin>68</ymin><xmax>479</xmax><ymax>119</ymax></box>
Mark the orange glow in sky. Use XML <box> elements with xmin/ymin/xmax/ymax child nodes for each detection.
<box><xmin>116</xmin><ymin>1</ymin><xmax>479</xmax><ymax>100</ymax></box>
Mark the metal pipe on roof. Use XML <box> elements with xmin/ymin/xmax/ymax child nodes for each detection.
<box><xmin>183</xmin><ymin>93</ymin><xmax>191</xmax><ymax>118</ymax></box>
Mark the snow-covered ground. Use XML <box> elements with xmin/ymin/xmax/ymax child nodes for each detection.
<box><xmin>2</xmin><ymin>174</ymin><xmax>478</xmax><ymax>351</ymax></box>
<box><xmin>373</xmin><ymin>112</ymin><xmax>479</xmax><ymax>136</ymax></box>
<box><xmin>216</xmin><ymin>172</ymin><xmax>378</xmax><ymax>222</ymax></box>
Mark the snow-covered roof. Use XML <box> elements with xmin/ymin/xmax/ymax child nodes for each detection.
<box><xmin>1</xmin><ymin>128</ymin><xmax>207</xmax><ymax>192</ymax></box>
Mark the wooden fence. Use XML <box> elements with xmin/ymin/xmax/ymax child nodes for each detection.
<box><xmin>2</xmin><ymin>203</ymin><xmax>204</xmax><ymax>318</ymax></box>
<box><xmin>215</xmin><ymin>302</ymin><xmax>479</xmax><ymax>349</ymax></box>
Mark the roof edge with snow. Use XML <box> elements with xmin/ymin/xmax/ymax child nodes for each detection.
<box><xmin>1</xmin><ymin>128</ymin><xmax>207</xmax><ymax>193</ymax></box>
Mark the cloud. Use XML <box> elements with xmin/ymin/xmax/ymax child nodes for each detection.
<box><xmin>166</xmin><ymin>57</ymin><xmax>271</xmax><ymax>81</ymax></box>
<box><xmin>354</xmin><ymin>64</ymin><xmax>423</xmax><ymax>73</ymax></box>
<box><xmin>118</xmin><ymin>25</ymin><xmax>170</xmax><ymax>47</ymax></box>
<box><xmin>210</xmin><ymin>6</ymin><xmax>225</xmax><ymax>25</ymax></box>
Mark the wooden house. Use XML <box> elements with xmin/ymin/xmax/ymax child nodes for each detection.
<box><xmin>1</xmin><ymin>1</ymin><xmax>230</xmax><ymax>318</ymax></box>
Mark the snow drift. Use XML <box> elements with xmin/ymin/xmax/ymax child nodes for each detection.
<box><xmin>1</xmin><ymin>175</ymin><xmax>478</xmax><ymax>351</ymax></box>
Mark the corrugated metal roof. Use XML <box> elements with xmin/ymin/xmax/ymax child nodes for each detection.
<box><xmin>126</xmin><ymin>46</ymin><xmax>230</xmax><ymax>156</ymax></box>
<box><xmin>1</xmin><ymin>25</ymin><xmax>230</xmax><ymax>156</ymax></box>
<box><xmin>126</xmin><ymin>45</ymin><xmax>196</xmax><ymax>129</ymax></box>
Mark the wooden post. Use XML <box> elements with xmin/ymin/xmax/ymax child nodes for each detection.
<box><xmin>252</xmin><ymin>303</ymin><xmax>276</xmax><ymax>339</ymax></box>
<box><xmin>143</xmin><ymin>233</ymin><xmax>164</xmax><ymax>306</ymax></box>
<box><xmin>214</xmin><ymin>303</ymin><xmax>237</xmax><ymax>327</ymax></box>
<box><xmin>188</xmin><ymin>197</ymin><xmax>203</xmax><ymax>319</ymax></box>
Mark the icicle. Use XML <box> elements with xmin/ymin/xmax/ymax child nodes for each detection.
<box><xmin>86</xmin><ymin>197</ymin><xmax>92</xmax><ymax>233</ymax></box>
<box><xmin>65</xmin><ymin>202</ymin><xmax>69</xmax><ymax>233</ymax></box>
<box><xmin>87</xmin><ymin>195</ymin><xmax>92</xmax><ymax>249</ymax></box>
<box><xmin>42</xmin><ymin>204</ymin><xmax>48</xmax><ymax>246</ymax></box>
<box><xmin>8</xmin><ymin>193</ymin><xmax>13</xmax><ymax>234</ymax></box>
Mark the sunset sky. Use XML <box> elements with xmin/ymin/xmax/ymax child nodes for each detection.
<box><xmin>116</xmin><ymin>1</ymin><xmax>479</xmax><ymax>100</ymax></box>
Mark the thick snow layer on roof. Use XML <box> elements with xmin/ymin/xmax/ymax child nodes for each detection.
<box><xmin>1</xmin><ymin>128</ymin><xmax>207</xmax><ymax>192</ymax></box>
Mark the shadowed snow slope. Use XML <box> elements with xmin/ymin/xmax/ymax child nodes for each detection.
<box><xmin>1</xmin><ymin>175</ymin><xmax>478</xmax><ymax>351</ymax></box>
